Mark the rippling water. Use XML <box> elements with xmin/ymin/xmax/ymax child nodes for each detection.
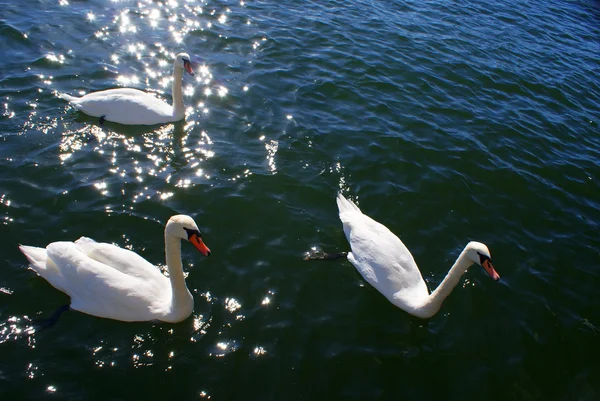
<box><xmin>1</xmin><ymin>0</ymin><xmax>599</xmax><ymax>399</ymax></box>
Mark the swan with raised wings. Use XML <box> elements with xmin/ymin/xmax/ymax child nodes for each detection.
<box><xmin>59</xmin><ymin>53</ymin><xmax>195</xmax><ymax>125</ymax></box>
<box><xmin>337</xmin><ymin>194</ymin><xmax>500</xmax><ymax>318</ymax></box>
<box><xmin>19</xmin><ymin>215</ymin><xmax>210</xmax><ymax>323</ymax></box>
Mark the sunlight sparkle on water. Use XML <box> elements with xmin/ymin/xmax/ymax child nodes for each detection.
<box><xmin>265</xmin><ymin>140</ymin><xmax>278</xmax><ymax>173</ymax></box>
<box><xmin>225</xmin><ymin>298</ymin><xmax>241</xmax><ymax>312</ymax></box>
<box><xmin>117</xmin><ymin>75</ymin><xmax>140</xmax><ymax>85</ymax></box>
<box><xmin>46</xmin><ymin>53</ymin><xmax>65</xmax><ymax>64</ymax></box>
<box><xmin>0</xmin><ymin>287</ymin><xmax>13</xmax><ymax>295</ymax></box>
<box><xmin>199</xmin><ymin>65</ymin><xmax>211</xmax><ymax>76</ymax></box>
<box><xmin>26</xmin><ymin>363</ymin><xmax>37</xmax><ymax>379</ymax></box>
<box><xmin>1</xmin><ymin>194</ymin><xmax>11</xmax><ymax>207</ymax></box>
<box><xmin>94</xmin><ymin>181</ymin><xmax>108</xmax><ymax>196</ymax></box>
<box><xmin>184</xmin><ymin>85</ymin><xmax>195</xmax><ymax>96</ymax></box>
<box><xmin>212</xmin><ymin>341</ymin><xmax>237</xmax><ymax>358</ymax></box>
<box><xmin>217</xmin><ymin>86</ymin><xmax>228</xmax><ymax>97</ymax></box>
<box><xmin>159</xmin><ymin>76</ymin><xmax>171</xmax><ymax>88</ymax></box>
<box><xmin>145</xmin><ymin>67</ymin><xmax>158</xmax><ymax>78</ymax></box>
<box><xmin>117</xmin><ymin>11</ymin><xmax>137</xmax><ymax>33</ymax></box>
<box><xmin>176</xmin><ymin>179</ymin><xmax>192</xmax><ymax>188</ymax></box>
<box><xmin>171</xmin><ymin>30</ymin><xmax>183</xmax><ymax>43</ymax></box>
<box><xmin>148</xmin><ymin>8</ymin><xmax>161</xmax><ymax>27</ymax></box>
<box><xmin>193</xmin><ymin>315</ymin><xmax>207</xmax><ymax>332</ymax></box>
<box><xmin>3</xmin><ymin>101</ymin><xmax>15</xmax><ymax>119</ymax></box>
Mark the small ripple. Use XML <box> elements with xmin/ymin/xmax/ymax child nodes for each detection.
<box><xmin>0</xmin><ymin>22</ymin><xmax>30</xmax><ymax>45</ymax></box>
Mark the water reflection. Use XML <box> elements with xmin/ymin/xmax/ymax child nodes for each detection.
<box><xmin>36</xmin><ymin>0</ymin><xmax>255</xmax><ymax>215</ymax></box>
<box><xmin>224</xmin><ymin>297</ymin><xmax>241</xmax><ymax>312</ymax></box>
<box><xmin>57</xmin><ymin>119</ymin><xmax>215</xmax><ymax>208</ymax></box>
<box><xmin>265</xmin><ymin>139</ymin><xmax>278</xmax><ymax>173</ymax></box>
<box><xmin>0</xmin><ymin>315</ymin><xmax>35</xmax><ymax>345</ymax></box>
<box><xmin>211</xmin><ymin>340</ymin><xmax>237</xmax><ymax>358</ymax></box>
<box><xmin>1</xmin><ymin>194</ymin><xmax>13</xmax><ymax>225</ymax></box>
<box><xmin>191</xmin><ymin>314</ymin><xmax>212</xmax><ymax>343</ymax></box>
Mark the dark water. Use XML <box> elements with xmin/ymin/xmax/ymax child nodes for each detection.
<box><xmin>1</xmin><ymin>0</ymin><xmax>599</xmax><ymax>399</ymax></box>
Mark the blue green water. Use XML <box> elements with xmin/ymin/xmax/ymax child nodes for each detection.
<box><xmin>1</xmin><ymin>0</ymin><xmax>599</xmax><ymax>399</ymax></box>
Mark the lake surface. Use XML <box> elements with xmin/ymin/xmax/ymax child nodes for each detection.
<box><xmin>1</xmin><ymin>0</ymin><xmax>599</xmax><ymax>399</ymax></box>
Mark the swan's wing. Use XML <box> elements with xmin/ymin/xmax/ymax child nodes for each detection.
<box><xmin>337</xmin><ymin>194</ymin><xmax>429</xmax><ymax>299</ymax></box>
<box><xmin>74</xmin><ymin>237</ymin><xmax>165</xmax><ymax>281</ymax></box>
<box><xmin>74</xmin><ymin>89</ymin><xmax>173</xmax><ymax>123</ymax></box>
<box><xmin>46</xmin><ymin>241</ymin><xmax>167</xmax><ymax>321</ymax></box>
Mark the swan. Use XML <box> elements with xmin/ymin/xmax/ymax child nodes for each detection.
<box><xmin>18</xmin><ymin>215</ymin><xmax>211</xmax><ymax>323</ymax></box>
<box><xmin>336</xmin><ymin>194</ymin><xmax>500</xmax><ymax>318</ymax></box>
<box><xmin>59</xmin><ymin>52</ymin><xmax>195</xmax><ymax>125</ymax></box>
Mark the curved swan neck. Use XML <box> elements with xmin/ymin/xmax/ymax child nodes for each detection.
<box><xmin>164</xmin><ymin>233</ymin><xmax>191</xmax><ymax>309</ymax></box>
<box><xmin>418</xmin><ymin>247</ymin><xmax>474</xmax><ymax>318</ymax></box>
<box><xmin>171</xmin><ymin>65</ymin><xmax>185</xmax><ymax>119</ymax></box>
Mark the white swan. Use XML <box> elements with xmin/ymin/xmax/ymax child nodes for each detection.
<box><xmin>19</xmin><ymin>215</ymin><xmax>211</xmax><ymax>323</ymax></box>
<box><xmin>337</xmin><ymin>194</ymin><xmax>500</xmax><ymax>318</ymax></box>
<box><xmin>59</xmin><ymin>53</ymin><xmax>195</xmax><ymax>125</ymax></box>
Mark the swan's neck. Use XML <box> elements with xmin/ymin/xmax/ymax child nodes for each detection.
<box><xmin>165</xmin><ymin>233</ymin><xmax>193</xmax><ymax>317</ymax></box>
<box><xmin>171</xmin><ymin>66</ymin><xmax>185</xmax><ymax>120</ymax></box>
<box><xmin>417</xmin><ymin>249</ymin><xmax>474</xmax><ymax>318</ymax></box>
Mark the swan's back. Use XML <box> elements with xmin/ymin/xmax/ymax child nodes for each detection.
<box><xmin>74</xmin><ymin>237</ymin><xmax>165</xmax><ymax>280</ymax></box>
<box><xmin>20</xmin><ymin>240</ymin><xmax>171</xmax><ymax>322</ymax></box>
<box><xmin>66</xmin><ymin>88</ymin><xmax>175</xmax><ymax>125</ymax></box>
<box><xmin>336</xmin><ymin>194</ymin><xmax>429</xmax><ymax>303</ymax></box>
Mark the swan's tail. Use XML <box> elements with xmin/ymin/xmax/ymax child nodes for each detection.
<box><xmin>58</xmin><ymin>93</ymin><xmax>79</xmax><ymax>103</ymax></box>
<box><xmin>19</xmin><ymin>245</ymin><xmax>48</xmax><ymax>273</ymax></box>
<box><xmin>336</xmin><ymin>193</ymin><xmax>362</xmax><ymax>216</ymax></box>
<box><xmin>304</xmin><ymin>193</ymin><xmax>357</xmax><ymax>262</ymax></box>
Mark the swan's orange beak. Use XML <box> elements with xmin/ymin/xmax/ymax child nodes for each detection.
<box><xmin>190</xmin><ymin>234</ymin><xmax>210</xmax><ymax>256</ymax></box>
<box><xmin>183</xmin><ymin>60</ymin><xmax>195</xmax><ymax>76</ymax></box>
<box><xmin>482</xmin><ymin>259</ymin><xmax>500</xmax><ymax>281</ymax></box>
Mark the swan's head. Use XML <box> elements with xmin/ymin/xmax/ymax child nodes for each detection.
<box><xmin>466</xmin><ymin>241</ymin><xmax>500</xmax><ymax>281</ymax></box>
<box><xmin>175</xmin><ymin>53</ymin><xmax>195</xmax><ymax>76</ymax></box>
<box><xmin>166</xmin><ymin>214</ymin><xmax>210</xmax><ymax>256</ymax></box>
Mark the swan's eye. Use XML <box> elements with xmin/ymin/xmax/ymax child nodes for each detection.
<box><xmin>183</xmin><ymin>227</ymin><xmax>202</xmax><ymax>240</ymax></box>
<box><xmin>477</xmin><ymin>251</ymin><xmax>492</xmax><ymax>265</ymax></box>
